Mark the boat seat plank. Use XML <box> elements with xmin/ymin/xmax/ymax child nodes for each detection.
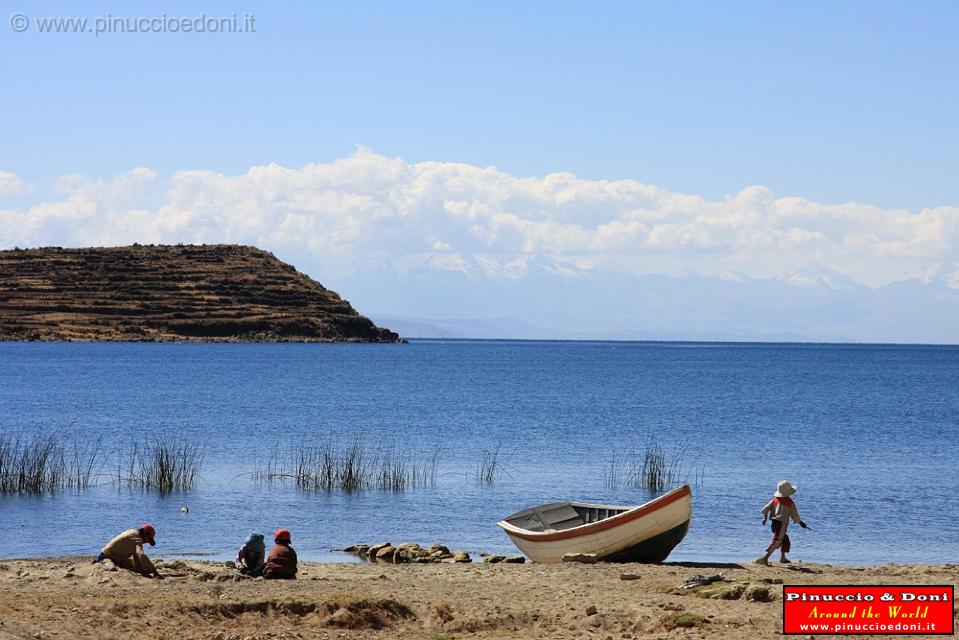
<box><xmin>507</xmin><ymin>514</ymin><xmax>547</xmax><ymax>531</ymax></box>
<box><xmin>539</xmin><ymin>504</ymin><xmax>582</xmax><ymax>527</ymax></box>
<box><xmin>574</xmin><ymin>505</ymin><xmax>627</xmax><ymax>523</ymax></box>
<box><xmin>549</xmin><ymin>516</ymin><xmax>586</xmax><ymax>531</ymax></box>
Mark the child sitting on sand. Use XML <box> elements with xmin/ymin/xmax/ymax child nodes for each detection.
<box><xmin>264</xmin><ymin>529</ymin><xmax>297</xmax><ymax>579</ymax></box>
<box><xmin>756</xmin><ymin>480</ymin><xmax>809</xmax><ymax>565</ymax></box>
<box><xmin>235</xmin><ymin>532</ymin><xmax>266</xmax><ymax>576</ymax></box>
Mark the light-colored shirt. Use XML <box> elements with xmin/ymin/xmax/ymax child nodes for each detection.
<box><xmin>761</xmin><ymin>498</ymin><xmax>801</xmax><ymax>524</ymax></box>
<box><xmin>101</xmin><ymin>528</ymin><xmax>157</xmax><ymax>575</ymax></box>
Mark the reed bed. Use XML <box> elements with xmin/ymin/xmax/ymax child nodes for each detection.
<box><xmin>475</xmin><ymin>445</ymin><xmax>506</xmax><ymax>484</ymax></box>
<box><xmin>604</xmin><ymin>438</ymin><xmax>701</xmax><ymax>492</ymax></box>
<box><xmin>254</xmin><ymin>437</ymin><xmax>439</xmax><ymax>492</ymax></box>
<box><xmin>0</xmin><ymin>434</ymin><xmax>103</xmax><ymax>495</ymax></box>
<box><xmin>114</xmin><ymin>437</ymin><xmax>204</xmax><ymax>493</ymax></box>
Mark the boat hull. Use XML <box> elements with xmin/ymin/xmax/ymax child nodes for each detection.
<box><xmin>497</xmin><ymin>485</ymin><xmax>692</xmax><ymax>564</ymax></box>
<box><xmin>600</xmin><ymin>520</ymin><xmax>689</xmax><ymax>563</ymax></box>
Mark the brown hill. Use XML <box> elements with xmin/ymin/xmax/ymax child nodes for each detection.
<box><xmin>0</xmin><ymin>244</ymin><xmax>401</xmax><ymax>342</ymax></box>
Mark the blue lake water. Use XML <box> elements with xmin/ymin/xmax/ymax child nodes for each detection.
<box><xmin>1</xmin><ymin>340</ymin><xmax>957</xmax><ymax>565</ymax></box>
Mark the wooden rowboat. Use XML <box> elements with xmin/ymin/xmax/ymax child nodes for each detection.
<box><xmin>496</xmin><ymin>485</ymin><xmax>691</xmax><ymax>564</ymax></box>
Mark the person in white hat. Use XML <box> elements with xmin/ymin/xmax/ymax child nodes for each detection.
<box><xmin>755</xmin><ymin>480</ymin><xmax>809</xmax><ymax>565</ymax></box>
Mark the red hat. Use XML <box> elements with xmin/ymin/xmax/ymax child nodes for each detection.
<box><xmin>274</xmin><ymin>528</ymin><xmax>291</xmax><ymax>543</ymax></box>
<box><xmin>140</xmin><ymin>524</ymin><xmax>156</xmax><ymax>546</ymax></box>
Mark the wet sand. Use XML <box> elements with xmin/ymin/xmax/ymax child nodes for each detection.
<box><xmin>0</xmin><ymin>557</ymin><xmax>955</xmax><ymax>639</ymax></box>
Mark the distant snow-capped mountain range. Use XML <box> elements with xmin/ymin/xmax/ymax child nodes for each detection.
<box><xmin>326</xmin><ymin>255</ymin><xmax>959</xmax><ymax>343</ymax></box>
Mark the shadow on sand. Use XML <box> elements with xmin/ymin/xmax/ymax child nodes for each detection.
<box><xmin>664</xmin><ymin>561</ymin><xmax>745</xmax><ymax>570</ymax></box>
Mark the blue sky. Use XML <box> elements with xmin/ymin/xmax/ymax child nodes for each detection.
<box><xmin>2</xmin><ymin>2</ymin><xmax>959</xmax><ymax>341</ymax></box>
<box><xmin>3</xmin><ymin>1</ymin><xmax>958</xmax><ymax>208</ymax></box>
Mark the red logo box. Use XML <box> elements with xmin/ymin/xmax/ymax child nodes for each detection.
<box><xmin>783</xmin><ymin>585</ymin><xmax>954</xmax><ymax>635</ymax></box>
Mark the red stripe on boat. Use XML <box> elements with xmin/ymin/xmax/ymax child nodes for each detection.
<box><xmin>502</xmin><ymin>485</ymin><xmax>691</xmax><ymax>543</ymax></box>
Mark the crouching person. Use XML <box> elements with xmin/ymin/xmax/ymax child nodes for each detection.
<box><xmin>235</xmin><ymin>532</ymin><xmax>266</xmax><ymax>576</ymax></box>
<box><xmin>93</xmin><ymin>524</ymin><xmax>163</xmax><ymax>579</ymax></box>
<box><xmin>263</xmin><ymin>529</ymin><xmax>296</xmax><ymax>580</ymax></box>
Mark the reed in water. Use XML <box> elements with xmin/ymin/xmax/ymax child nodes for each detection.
<box><xmin>0</xmin><ymin>433</ymin><xmax>103</xmax><ymax>495</ymax></box>
<box><xmin>254</xmin><ymin>437</ymin><xmax>438</xmax><ymax>492</ymax></box>
<box><xmin>605</xmin><ymin>438</ymin><xmax>699</xmax><ymax>492</ymax></box>
<box><xmin>115</xmin><ymin>437</ymin><xmax>204</xmax><ymax>493</ymax></box>
<box><xmin>475</xmin><ymin>445</ymin><xmax>505</xmax><ymax>485</ymax></box>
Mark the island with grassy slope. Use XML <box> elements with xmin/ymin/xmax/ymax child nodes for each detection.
<box><xmin>0</xmin><ymin>244</ymin><xmax>401</xmax><ymax>343</ymax></box>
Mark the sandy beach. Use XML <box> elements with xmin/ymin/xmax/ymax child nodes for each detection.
<box><xmin>0</xmin><ymin>557</ymin><xmax>955</xmax><ymax>640</ymax></box>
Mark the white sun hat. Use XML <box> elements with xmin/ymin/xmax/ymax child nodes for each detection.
<box><xmin>774</xmin><ymin>480</ymin><xmax>797</xmax><ymax>497</ymax></box>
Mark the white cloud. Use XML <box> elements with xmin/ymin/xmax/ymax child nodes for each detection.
<box><xmin>0</xmin><ymin>171</ymin><xmax>32</xmax><ymax>198</ymax></box>
<box><xmin>1</xmin><ymin>147</ymin><xmax>958</xmax><ymax>287</ymax></box>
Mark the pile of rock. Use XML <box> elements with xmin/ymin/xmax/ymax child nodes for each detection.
<box><xmin>561</xmin><ymin>553</ymin><xmax>598</xmax><ymax>564</ymax></box>
<box><xmin>343</xmin><ymin>542</ymin><xmax>472</xmax><ymax>564</ymax></box>
<box><xmin>480</xmin><ymin>554</ymin><xmax>526</xmax><ymax>564</ymax></box>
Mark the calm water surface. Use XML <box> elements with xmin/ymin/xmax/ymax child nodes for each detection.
<box><xmin>1</xmin><ymin>340</ymin><xmax>957</xmax><ymax>565</ymax></box>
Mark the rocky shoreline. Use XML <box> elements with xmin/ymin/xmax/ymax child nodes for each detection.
<box><xmin>341</xmin><ymin>541</ymin><xmax>526</xmax><ymax>564</ymax></box>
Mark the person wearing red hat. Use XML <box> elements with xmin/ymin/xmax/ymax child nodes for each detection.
<box><xmin>263</xmin><ymin>529</ymin><xmax>297</xmax><ymax>579</ymax></box>
<box><xmin>93</xmin><ymin>524</ymin><xmax>163</xmax><ymax>579</ymax></box>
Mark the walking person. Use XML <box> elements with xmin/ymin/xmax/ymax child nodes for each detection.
<box><xmin>755</xmin><ymin>480</ymin><xmax>809</xmax><ymax>565</ymax></box>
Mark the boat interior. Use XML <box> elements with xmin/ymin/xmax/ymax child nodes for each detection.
<box><xmin>503</xmin><ymin>502</ymin><xmax>631</xmax><ymax>533</ymax></box>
